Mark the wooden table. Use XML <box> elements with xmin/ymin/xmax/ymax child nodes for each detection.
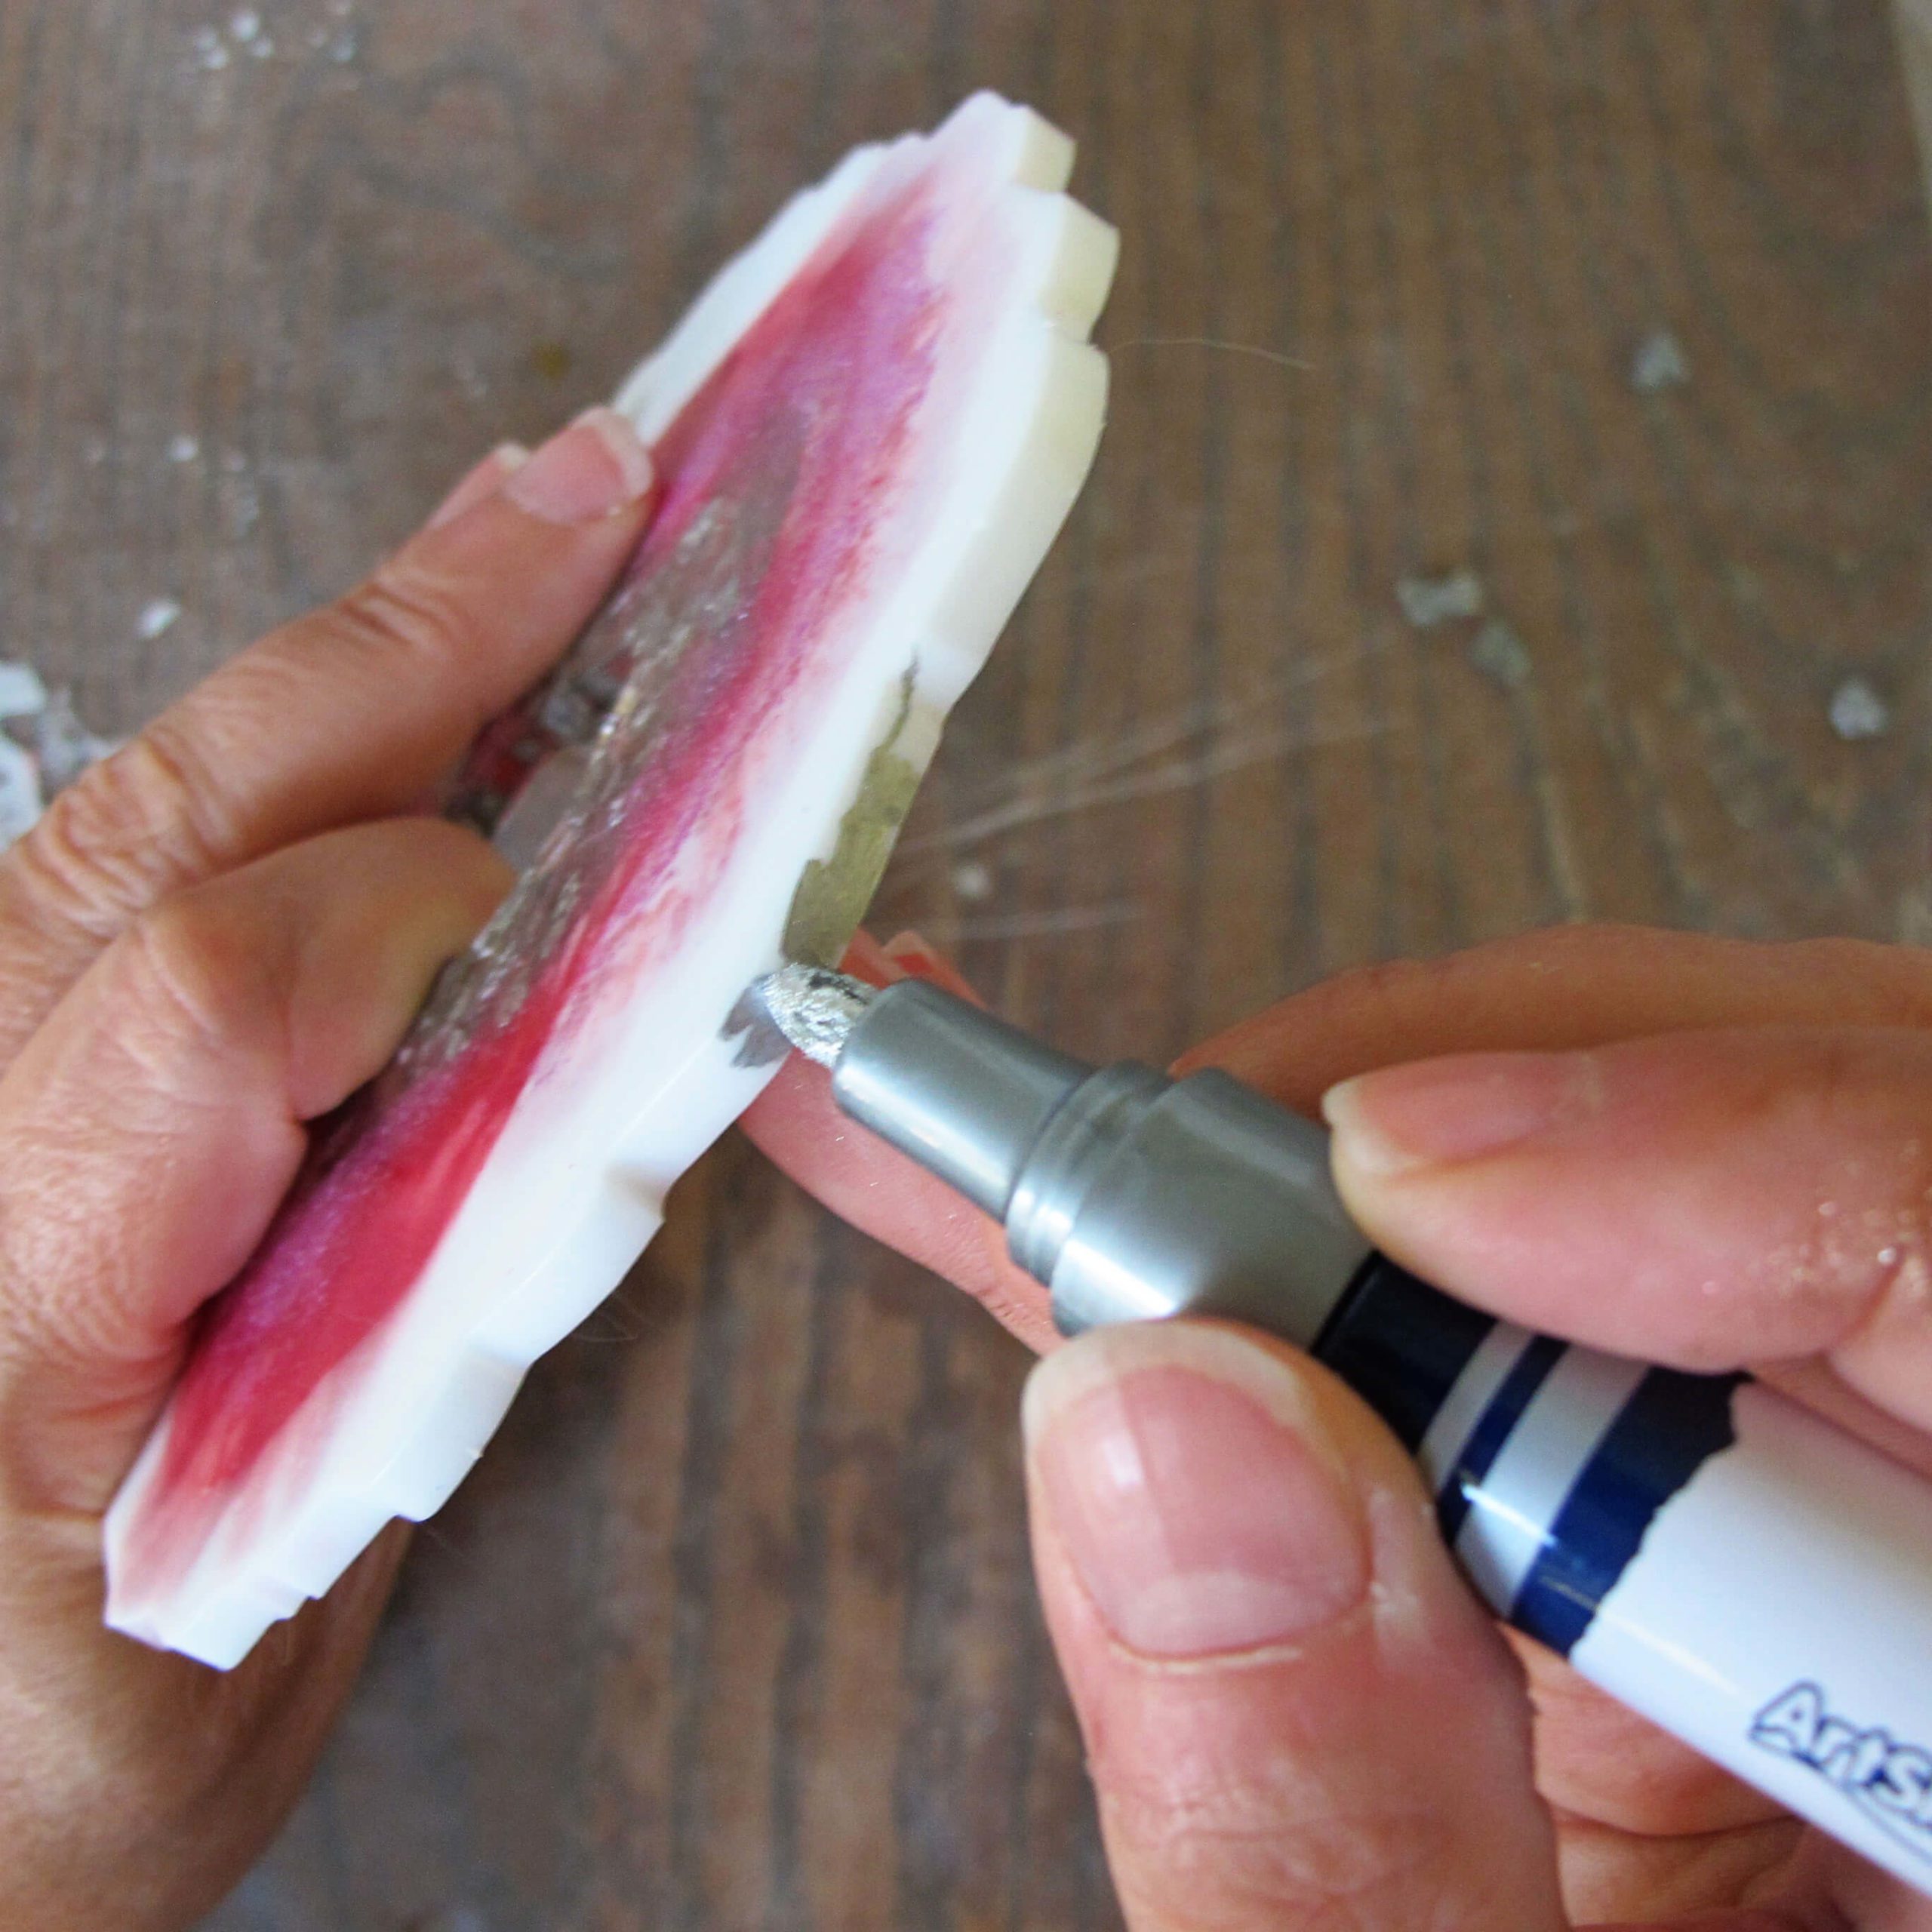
<box><xmin>2</xmin><ymin>4</ymin><xmax>1927</xmax><ymax>1926</ymax></box>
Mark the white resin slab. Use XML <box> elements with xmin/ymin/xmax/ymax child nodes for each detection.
<box><xmin>103</xmin><ymin>93</ymin><xmax>1118</xmax><ymax>1667</ymax></box>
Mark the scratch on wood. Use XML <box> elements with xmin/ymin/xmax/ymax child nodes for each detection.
<box><xmin>1104</xmin><ymin>334</ymin><xmax>1314</xmax><ymax>372</ymax></box>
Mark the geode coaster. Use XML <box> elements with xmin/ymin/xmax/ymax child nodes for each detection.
<box><xmin>103</xmin><ymin>92</ymin><xmax>1117</xmax><ymax>1669</ymax></box>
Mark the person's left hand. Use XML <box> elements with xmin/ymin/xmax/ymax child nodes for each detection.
<box><xmin>0</xmin><ymin>411</ymin><xmax>657</xmax><ymax>1931</ymax></box>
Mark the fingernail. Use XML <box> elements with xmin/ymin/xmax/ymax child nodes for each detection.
<box><xmin>427</xmin><ymin>442</ymin><xmax>530</xmax><ymax>531</ymax></box>
<box><xmin>506</xmin><ymin>408</ymin><xmax>654</xmax><ymax>525</ymax></box>
<box><xmin>1323</xmin><ymin>1050</ymin><xmax>1602</xmax><ymax>1177</ymax></box>
<box><xmin>1025</xmin><ymin>1329</ymin><xmax>1367</xmax><ymax>1657</ymax></box>
<box><xmin>838</xmin><ymin>929</ymin><xmax>904</xmax><ymax>987</ymax></box>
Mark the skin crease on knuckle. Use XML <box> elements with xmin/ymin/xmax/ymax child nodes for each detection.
<box><xmin>1091</xmin><ymin>1666</ymin><xmax>1465</xmax><ymax>1910</ymax></box>
<box><xmin>325</xmin><ymin>558</ymin><xmax>494</xmax><ymax>694</ymax></box>
<box><xmin>0</xmin><ymin>1140</ymin><xmax>189</xmax><ymax>1396</ymax></box>
<box><xmin>117</xmin><ymin>895</ymin><xmax>282</xmax><ymax>1083</ymax></box>
<box><xmin>0</xmin><ymin>946</ymin><xmax>281</xmax><ymax>1501</ymax></box>
<box><xmin>1105</xmin><ymin>1792</ymin><xmax>1453</xmax><ymax>1932</ymax></box>
<box><xmin>1084</xmin><ymin>1654</ymin><xmax>1392</xmax><ymax>1919</ymax></box>
<box><xmin>0</xmin><ymin>1050</ymin><xmax>166</xmax><ymax>1400</ymax></box>
<box><xmin>4</xmin><ymin>726</ymin><xmax>243</xmax><ymax>943</ymax></box>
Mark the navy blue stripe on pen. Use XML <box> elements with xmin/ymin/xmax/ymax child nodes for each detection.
<box><xmin>1435</xmin><ymin>1334</ymin><xmax>1567</xmax><ymax>1544</ymax></box>
<box><xmin>1310</xmin><ymin>1254</ymin><xmax>1496</xmax><ymax>1454</ymax></box>
<box><xmin>1510</xmin><ymin>1366</ymin><xmax>1747</xmax><ymax>1657</ymax></box>
<box><xmin>1309</xmin><ymin>1254</ymin><xmax>1748</xmax><ymax>1659</ymax></box>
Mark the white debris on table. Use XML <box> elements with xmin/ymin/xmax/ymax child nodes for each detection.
<box><xmin>189</xmin><ymin>5</ymin><xmax>360</xmax><ymax>79</ymax></box>
<box><xmin>1631</xmin><ymin>328</ymin><xmax>1691</xmax><ymax>393</ymax></box>
<box><xmin>138</xmin><ymin>597</ymin><xmax>184</xmax><ymax>641</ymax></box>
<box><xmin>0</xmin><ymin>743</ymin><xmax>41</xmax><ymax>848</ymax></box>
<box><xmin>1396</xmin><ymin>568</ymin><xmax>1485</xmax><ymax>629</ymax></box>
<box><xmin>0</xmin><ymin>663</ymin><xmax>48</xmax><ymax>721</ymax></box>
<box><xmin>1829</xmin><ymin>676</ymin><xmax>1889</xmax><ymax>741</ymax></box>
<box><xmin>0</xmin><ymin>662</ymin><xmax>118</xmax><ymax>850</ymax></box>
<box><xmin>1469</xmin><ymin>616</ymin><xmax>1533</xmax><ymax>689</ymax></box>
<box><xmin>951</xmin><ymin>859</ymin><xmax>994</xmax><ymax>902</ymax></box>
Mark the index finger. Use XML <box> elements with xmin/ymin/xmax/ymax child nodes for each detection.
<box><xmin>1323</xmin><ymin>1023</ymin><xmax>1932</xmax><ymax>1438</ymax></box>
<box><xmin>1177</xmin><ymin>923</ymin><xmax>1932</xmax><ymax>1107</ymax></box>
<box><xmin>0</xmin><ymin>410</ymin><xmax>656</xmax><ymax>1061</ymax></box>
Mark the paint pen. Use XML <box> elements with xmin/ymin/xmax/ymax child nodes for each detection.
<box><xmin>752</xmin><ymin>964</ymin><xmax>1932</xmax><ymax>1894</ymax></box>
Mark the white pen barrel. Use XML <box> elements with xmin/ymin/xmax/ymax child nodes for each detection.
<box><xmin>1559</xmin><ymin>1380</ymin><xmax>1932</xmax><ymax>1890</ymax></box>
<box><xmin>1309</xmin><ymin>1255</ymin><xmax>1932</xmax><ymax>1892</ymax></box>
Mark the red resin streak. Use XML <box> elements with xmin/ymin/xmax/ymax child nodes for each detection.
<box><xmin>127</xmin><ymin>168</ymin><xmax>945</xmax><ymax>1586</ymax></box>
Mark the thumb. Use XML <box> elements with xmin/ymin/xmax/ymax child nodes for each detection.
<box><xmin>1023</xmin><ymin>1319</ymin><xmax>1566</xmax><ymax>1931</ymax></box>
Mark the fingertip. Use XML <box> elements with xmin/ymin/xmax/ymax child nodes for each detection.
<box><xmin>576</xmin><ymin>406</ymin><xmax>657</xmax><ymax>503</ymax></box>
<box><xmin>841</xmin><ymin>927</ymin><xmax>908</xmax><ymax>986</ymax></box>
<box><xmin>880</xmin><ymin>928</ymin><xmax>983</xmax><ymax>1004</ymax></box>
<box><xmin>1322</xmin><ymin>1051</ymin><xmax>1603</xmax><ymax>1183</ymax></box>
<box><xmin>407</xmin><ymin>412</ymin><xmax>656</xmax><ymax>587</ymax></box>
<box><xmin>503</xmin><ymin>408</ymin><xmax>655</xmax><ymax>526</ymax></box>
<box><xmin>429</xmin><ymin>813</ymin><xmax>518</xmax><ymax>912</ymax></box>
<box><xmin>1320</xmin><ymin>1072</ymin><xmax>1398</xmax><ymax>1177</ymax></box>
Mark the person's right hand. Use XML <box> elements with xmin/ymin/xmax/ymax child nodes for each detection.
<box><xmin>745</xmin><ymin>924</ymin><xmax>1932</xmax><ymax>1930</ymax></box>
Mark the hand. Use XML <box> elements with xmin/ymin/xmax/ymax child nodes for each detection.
<box><xmin>745</xmin><ymin>923</ymin><xmax>1932</xmax><ymax>1929</ymax></box>
<box><xmin>0</xmin><ymin>410</ymin><xmax>657</xmax><ymax>1931</ymax></box>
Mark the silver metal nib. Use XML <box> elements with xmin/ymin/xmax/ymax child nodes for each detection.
<box><xmin>752</xmin><ymin>964</ymin><xmax>876</xmax><ymax>1069</ymax></box>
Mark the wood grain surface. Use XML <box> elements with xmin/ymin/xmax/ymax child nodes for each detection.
<box><xmin>1</xmin><ymin>4</ymin><xmax>1927</xmax><ymax>1927</ymax></box>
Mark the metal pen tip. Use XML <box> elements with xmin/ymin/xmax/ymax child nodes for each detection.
<box><xmin>750</xmin><ymin>964</ymin><xmax>876</xmax><ymax>1068</ymax></box>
